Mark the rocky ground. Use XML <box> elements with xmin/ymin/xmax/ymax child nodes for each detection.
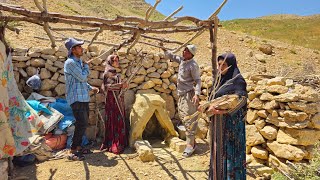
<box><xmin>11</xmin><ymin>139</ymin><xmax>220</xmax><ymax>180</ymax></box>
<box><xmin>12</xmin><ymin>139</ymin><xmax>259</xmax><ymax>180</ymax></box>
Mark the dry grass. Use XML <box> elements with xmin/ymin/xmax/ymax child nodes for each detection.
<box><xmin>222</xmin><ymin>14</ymin><xmax>320</xmax><ymax>50</ymax></box>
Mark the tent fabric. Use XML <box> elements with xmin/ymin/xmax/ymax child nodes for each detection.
<box><xmin>0</xmin><ymin>40</ymin><xmax>44</xmax><ymax>158</ymax></box>
<box><xmin>0</xmin><ymin>41</ymin><xmax>16</xmax><ymax>159</ymax></box>
<box><xmin>7</xmin><ymin>52</ymin><xmax>44</xmax><ymax>155</ymax></box>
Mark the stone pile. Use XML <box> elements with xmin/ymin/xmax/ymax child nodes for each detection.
<box><xmin>245</xmin><ymin>76</ymin><xmax>320</xmax><ymax>177</ymax></box>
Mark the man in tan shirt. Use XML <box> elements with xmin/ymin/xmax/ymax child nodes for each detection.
<box><xmin>163</xmin><ymin>44</ymin><xmax>201</xmax><ymax>157</ymax></box>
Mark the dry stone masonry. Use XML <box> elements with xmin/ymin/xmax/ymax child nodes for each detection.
<box><xmin>245</xmin><ymin>76</ymin><xmax>320</xmax><ymax>177</ymax></box>
<box><xmin>11</xmin><ymin>46</ymin><xmax>320</xmax><ymax>176</ymax></box>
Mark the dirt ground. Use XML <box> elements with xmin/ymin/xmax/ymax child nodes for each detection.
<box><xmin>12</xmin><ymin>139</ymin><xmax>256</xmax><ymax>180</ymax></box>
<box><xmin>13</xmin><ymin>139</ymin><xmax>210</xmax><ymax>180</ymax></box>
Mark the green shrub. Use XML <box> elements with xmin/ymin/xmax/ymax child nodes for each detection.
<box><xmin>290</xmin><ymin>143</ymin><xmax>320</xmax><ymax>180</ymax></box>
<box><xmin>272</xmin><ymin>142</ymin><xmax>320</xmax><ymax>180</ymax></box>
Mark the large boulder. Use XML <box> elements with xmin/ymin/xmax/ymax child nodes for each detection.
<box><xmin>160</xmin><ymin>93</ymin><xmax>175</xmax><ymax>119</ymax></box>
<box><xmin>259</xmin><ymin>44</ymin><xmax>273</xmax><ymax>55</ymax></box>
<box><xmin>129</xmin><ymin>94</ymin><xmax>178</xmax><ymax>146</ymax></box>
<box><xmin>134</xmin><ymin>140</ymin><xmax>155</xmax><ymax>162</ymax></box>
<box><xmin>124</xmin><ymin>90</ymin><xmax>136</xmax><ymax>121</ymax></box>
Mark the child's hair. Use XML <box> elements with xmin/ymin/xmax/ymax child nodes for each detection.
<box><xmin>109</xmin><ymin>69</ymin><xmax>116</xmax><ymax>74</ymax></box>
<box><xmin>108</xmin><ymin>55</ymin><xmax>119</xmax><ymax>65</ymax></box>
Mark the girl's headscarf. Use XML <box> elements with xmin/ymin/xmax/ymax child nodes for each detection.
<box><xmin>214</xmin><ymin>53</ymin><xmax>247</xmax><ymax>98</ymax></box>
<box><xmin>104</xmin><ymin>54</ymin><xmax>118</xmax><ymax>75</ymax></box>
<box><xmin>103</xmin><ymin>55</ymin><xmax>120</xmax><ymax>88</ymax></box>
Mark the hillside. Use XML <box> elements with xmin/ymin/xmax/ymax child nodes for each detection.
<box><xmin>8</xmin><ymin>0</ymin><xmax>164</xmax><ymax>19</ymax></box>
<box><xmin>221</xmin><ymin>14</ymin><xmax>320</xmax><ymax>50</ymax></box>
<box><xmin>3</xmin><ymin>0</ymin><xmax>320</xmax><ymax>79</ymax></box>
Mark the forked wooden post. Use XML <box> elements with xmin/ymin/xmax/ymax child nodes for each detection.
<box><xmin>209</xmin><ymin>15</ymin><xmax>222</xmax><ymax>180</ymax></box>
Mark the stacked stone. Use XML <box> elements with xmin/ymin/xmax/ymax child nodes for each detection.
<box><xmin>11</xmin><ymin>46</ymin><xmax>181</xmax><ymax>138</ymax></box>
<box><xmin>115</xmin><ymin>49</ymin><xmax>178</xmax><ymax>120</ymax></box>
<box><xmin>245</xmin><ymin>76</ymin><xmax>320</xmax><ymax>177</ymax></box>
<box><xmin>11</xmin><ymin>46</ymin><xmax>105</xmax><ymax>139</ymax></box>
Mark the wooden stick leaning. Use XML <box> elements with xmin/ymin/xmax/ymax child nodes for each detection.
<box><xmin>172</xmin><ymin>0</ymin><xmax>227</xmax><ymax>53</ymax></box>
<box><xmin>117</xmin><ymin>53</ymin><xmax>146</xmax><ymax>98</ymax></box>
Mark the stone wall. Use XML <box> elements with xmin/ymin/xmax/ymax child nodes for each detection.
<box><xmin>11</xmin><ymin>46</ymin><xmax>182</xmax><ymax>139</ymax></box>
<box><xmin>244</xmin><ymin>76</ymin><xmax>320</xmax><ymax>177</ymax></box>
<box><xmin>11</xmin><ymin>46</ymin><xmax>320</xmax><ymax>175</ymax></box>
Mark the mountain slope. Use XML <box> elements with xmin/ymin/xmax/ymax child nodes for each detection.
<box><xmin>9</xmin><ymin>0</ymin><xmax>165</xmax><ymax>19</ymax></box>
<box><xmin>221</xmin><ymin>14</ymin><xmax>320</xmax><ymax>50</ymax></box>
<box><xmin>3</xmin><ymin>1</ymin><xmax>320</xmax><ymax>78</ymax></box>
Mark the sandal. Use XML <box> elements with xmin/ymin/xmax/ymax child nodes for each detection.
<box><xmin>68</xmin><ymin>151</ymin><xmax>85</xmax><ymax>161</ymax></box>
<box><xmin>182</xmin><ymin>145</ymin><xmax>196</xmax><ymax>157</ymax></box>
<box><xmin>80</xmin><ymin>148</ymin><xmax>93</xmax><ymax>154</ymax></box>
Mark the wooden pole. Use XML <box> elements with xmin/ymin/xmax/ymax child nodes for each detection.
<box><xmin>0</xmin><ymin>23</ymin><xmax>9</xmax><ymax>52</ymax></box>
<box><xmin>209</xmin><ymin>16</ymin><xmax>220</xmax><ymax>180</ymax></box>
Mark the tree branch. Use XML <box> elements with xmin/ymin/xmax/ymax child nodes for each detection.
<box><xmin>49</xmin><ymin>27</ymin><xmax>100</xmax><ymax>33</ymax></box>
<box><xmin>88</xmin><ymin>28</ymin><xmax>103</xmax><ymax>47</ymax></box>
<box><xmin>146</xmin><ymin>0</ymin><xmax>161</xmax><ymax>20</ymax></box>
<box><xmin>141</xmin><ymin>34</ymin><xmax>183</xmax><ymax>45</ymax></box>
<box><xmin>33</xmin><ymin>0</ymin><xmax>45</xmax><ymax>12</ymax></box>
<box><xmin>164</xmin><ymin>6</ymin><xmax>183</xmax><ymax>21</ymax></box>
<box><xmin>0</xmin><ymin>16</ymin><xmax>204</xmax><ymax>34</ymax></box>
<box><xmin>34</xmin><ymin>36</ymin><xmax>118</xmax><ymax>47</ymax></box>
<box><xmin>172</xmin><ymin>0</ymin><xmax>227</xmax><ymax>53</ymax></box>
<box><xmin>137</xmin><ymin>41</ymin><xmax>174</xmax><ymax>51</ymax></box>
<box><xmin>0</xmin><ymin>4</ymin><xmax>203</xmax><ymax>28</ymax></box>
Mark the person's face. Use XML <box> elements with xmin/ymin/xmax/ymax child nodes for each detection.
<box><xmin>112</xmin><ymin>56</ymin><xmax>120</xmax><ymax>68</ymax></box>
<box><xmin>218</xmin><ymin>60</ymin><xmax>228</xmax><ymax>75</ymax></box>
<box><xmin>71</xmin><ymin>45</ymin><xmax>83</xmax><ymax>58</ymax></box>
<box><xmin>182</xmin><ymin>48</ymin><xmax>193</xmax><ymax>60</ymax></box>
<box><xmin>107</xmin><ymin>71</ymin><xmax>117</xmax><ymax>77</ymax></box>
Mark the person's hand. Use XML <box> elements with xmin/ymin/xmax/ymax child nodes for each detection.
<box><xmin>121</xmin><ymin>82</ymin><xmax>128</xmax><ymax>88</ymax></box>
<box><xmin>92</xmin><ymin>87</ymin><xmax>99</xmax><ymax>94</ymax></box>
<box><xmin>206</xmin><ymin>104</ymin><xmax>227</xmax><ymax>115</ymax></box>
<box><xmin>192</xmin><ymin>95</ymin><xmax>199</xmax><ymax>106</ymax></box>
<box><xmin>83</xmin><ymin>58</ymin><xmax>94</xmax><ymax>65</ymax></box>
<box><xmin>197</xmin><ymin>103</ymin><xmax>207</xmax><ymax>112</ymax></box>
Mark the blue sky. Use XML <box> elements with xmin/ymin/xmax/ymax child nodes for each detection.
<box><xmin>145</xmin><ymin>0</ymin><xmax>320</xmax><ymax>20</ymax></box>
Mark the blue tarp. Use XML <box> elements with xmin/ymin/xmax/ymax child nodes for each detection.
<box><xmin>26</xmin><ymin>100</ymin><xmax>52</xmax><ymax>115</ymax></box>
<box><xmin>48</xmin><ymin>98</ymin><xmax>75</xmax><ymax>130</ymax></box>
